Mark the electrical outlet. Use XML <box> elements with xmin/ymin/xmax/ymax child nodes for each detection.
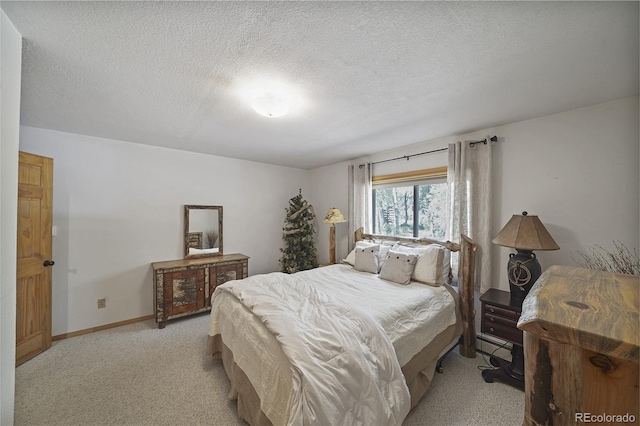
<box><xmin>97</xmin><ymin>298</ymin><xmax>106</xmax><ymax>309</ymax></box>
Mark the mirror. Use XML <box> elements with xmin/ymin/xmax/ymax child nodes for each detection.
<box><xmin>184</xmin><ymin>205</ymin><xmax>223</xmax><ymax>258</ymax></box>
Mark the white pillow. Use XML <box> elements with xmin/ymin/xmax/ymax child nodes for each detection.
<box><xmin>377</xmin><ymin>244</ymin><xmax>391</xmax><ymax>271</ymax></box>
<box><xmin>343</xmin><ymin>241</ymin><xmax>392</xmax><ymax>271</ymax></box>
<box><xmin>343</xmin><ymin>241</ymin><xmax>376</xmax><ymax>265</ymax></box>
<box><xmin>343</xmin><ymin>249</ymin><xmax>357</xmax><ymax>265</ymax></box>
<box><xmin>441</xmin><ymin>247</ymin><xmax>452</xmax><ymax>284</ymax></box>
<box><xmin>379</xmin><ymin>251</ymin><xmax>418</xmax><ymax>285</ymax></box>
<box><xmin>391</xmin><ymin>243</ymin><xmax>446</xmax><ymax>286</ymax></box>
<box><xmin>354</xmin><ymin>245</ymin><xmax>379</xmax><ymax>274</ymax></box>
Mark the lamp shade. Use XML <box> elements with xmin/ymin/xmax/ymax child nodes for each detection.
<box><xmin>323</xmin><ymin>208</ymin><xmax>347</xmax><ymax>224</ymax></box>
<box><xmin>492</xmin><ymin>212</ymin><xmax>559</xmax><ymax>251</ymax></box>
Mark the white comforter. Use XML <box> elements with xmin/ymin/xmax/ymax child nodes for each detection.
<box><xmin>209</xmin><ymin>264</ymin><xmax>457</xmax><ymax>426</ymax></box>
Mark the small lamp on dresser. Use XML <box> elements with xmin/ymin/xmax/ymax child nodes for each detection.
<box><xmin>492</xmin><ymin>211</ymin><xmax>559</xmax><ymax>304</ymax></box>
<box><xmin>323</xmin><ymin>207</ymin><xmax>347</xmax><ymax>265</ymax></box>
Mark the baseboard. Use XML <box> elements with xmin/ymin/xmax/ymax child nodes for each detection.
<box><xmin>52</xmin><ymin>314</ymin><xmax>155</xmax><ymax>341</ymax></box>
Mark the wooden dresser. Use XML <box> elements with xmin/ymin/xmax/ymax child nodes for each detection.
<box><xmin>518</xmin><ymin>265</ymin><xmax>639</xmax><ymax>425</ymax></box>
<box><xmin>152</xmin><ymin>254</ymin><xmax>249</xmax><ymax>328</ymax></box>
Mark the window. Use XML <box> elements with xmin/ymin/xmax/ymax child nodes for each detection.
<box><xmin>372</xmin><ymin>167</ymin><xmax>448</xmax><ymax>240</ymax></box>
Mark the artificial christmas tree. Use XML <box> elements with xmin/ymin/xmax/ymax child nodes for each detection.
<box><xmin>280</xmin><ymin>190</ymin><xmax>319</xmax><ymax>273</ymax></box>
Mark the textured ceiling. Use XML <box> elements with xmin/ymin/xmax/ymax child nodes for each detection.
<box><xmin>2</xmin><ymin>1</ymin><xmax>638</xmax><ymax>169</ymax></box>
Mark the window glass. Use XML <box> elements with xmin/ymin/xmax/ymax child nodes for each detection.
<box><xmin>373</xmin><ymin>185</ymin><xmax>415</xmax><ymax>237</ymax></box>
<box><xmin>372</xmin><ymin>178</ymin><xmax>447</xmax><ymax>240</ymax></box>
<box><xmin>417</xmin><ymin>182</ymin><xmax>448</xmax><ymax>240</ymax></box>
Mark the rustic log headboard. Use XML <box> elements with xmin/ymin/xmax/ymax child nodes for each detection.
<box><xmin>355</xmin><ymin>227</ymin><xmax>477</xmax><ymax>358</ymax></box>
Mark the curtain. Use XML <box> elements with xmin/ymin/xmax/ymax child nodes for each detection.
<box><xmin>347</xmin><ymin>163</ymin><xmax>372</xmax><ymax>251</ymax></box>
<box><xmin>447</xmin><ymin>140</ymin><xmax>493</xmax><ymax>293</ymax></box>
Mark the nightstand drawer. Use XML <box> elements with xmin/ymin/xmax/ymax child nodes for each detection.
<box><xmin>484</xmin><ymin>312</ymin><xmax>519</xmax><ymax>329</ymax></box>
<box><xmin>482</xmin><ymin>321</ymin><xmax>523</xmax><ymax>345</ymax></box>
<box><xmin>484</xmin><ymin>303</ymin><xmax>520</xmax><ymax>320</ymax></box>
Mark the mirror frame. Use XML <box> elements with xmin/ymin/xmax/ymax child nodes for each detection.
<box><xmin>184</xmin><ymin>205</ymin><xmax>223</xmax><ymax>259</ymax></box>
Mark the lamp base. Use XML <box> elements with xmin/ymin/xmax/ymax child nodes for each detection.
<box><xmin>507</xmin><ymin>250</ymin><xmax>541</xmax><ymax>305</ymax></box>
<box><xmin>329</xmin><ymin>225</ymin><xmax>336</xmax><ymax>265</ymax></box>
<box><xmin>481</xmin><ymin>345</ymin><xmax>525</xmax><ymax>391</ymax></box>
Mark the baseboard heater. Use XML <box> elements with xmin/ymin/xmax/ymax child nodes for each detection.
<box><xmin>476</xmin><ymin>333</ymin><xmax>513</xmax><ymax>356</ymax></box>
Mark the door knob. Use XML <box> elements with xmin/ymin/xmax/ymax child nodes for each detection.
<box><xmin>43</xmin><ymin>260</ymin><xmax>55</xmax><ymax>267</ymax></box>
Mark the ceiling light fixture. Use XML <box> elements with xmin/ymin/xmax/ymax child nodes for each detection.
<box><xmin>251</xmin><ymin>93</ymin><xmax>291</xmax><ymax>118</ymax></box>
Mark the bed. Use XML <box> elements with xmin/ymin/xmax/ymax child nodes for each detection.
<box><xmin>207</xmin><ymin>228</ymin><xmax>477</xmax><ymax>425</ymax></box>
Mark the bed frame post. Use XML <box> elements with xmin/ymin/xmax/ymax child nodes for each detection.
<box><xmin>354</xmin><ymin>227</ymin><xmax>363</xmax><ymax>243</ymax></box>
<box><xmin>458</xmin><ymin>235</ymin><xmax>477</xmax><ymax>358</ymax></box>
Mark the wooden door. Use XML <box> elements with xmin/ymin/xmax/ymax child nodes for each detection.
<box><xmin>16</xmin><ymin>151</ymin><xmax>53</xmax><ymax>366</ymax></box>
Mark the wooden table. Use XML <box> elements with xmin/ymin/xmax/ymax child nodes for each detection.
<box><xmin>518</xmin><ymin>265</ymin><xmax>639</xmax><ymax>425</ymax></box>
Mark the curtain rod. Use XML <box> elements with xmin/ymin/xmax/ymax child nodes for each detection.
<box><xmin>469</xmin><ymin>135</ymin><xmax>498</xmax><ymax>147</ymax></box>
<box><xmin>369</xmin><ymin>135</ymin><xmax>497</xmax><ymax>166</ymax></box>
<box><xmin>371</xmin><ymin>148</ymin><xmax>447</xmax><ymax>165</ymax></box>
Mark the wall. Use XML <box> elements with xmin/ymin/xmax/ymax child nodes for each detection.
<box><xmin>308</xmin><ymin>161</ymin><xmax>350</xmax><ymax>265</ymax></box>
<box><xmin>12</xmin><ymin>95</ymin><xmax>640</xmax><ymax>340</ymax></box>
<box><xmin>19</xmin><ymin>127</ymin><xmax>310</xmax><ymax>335</ymax></box>
<box><xmin>491</xmin><ymin>96</ymin><xmax>639</xmax><ymax>290</ymax></box>
<box><xmin>309</xmin><ymin>96</ymin><xmax>640</xmax><ymax>291</ymax></box>
<box><xmin>0</xmin><ymin>10</ymin><xmax>22</xmax><ymax>425</ymax></box>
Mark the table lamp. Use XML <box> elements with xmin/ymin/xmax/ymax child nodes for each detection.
<box><xmin>492</xmin><ymin>211</ymin><xmax>559</xmax><ymax>304</ymax></box>
<box><xmin>323</xmin><ymin>208</ymin><xmax>347</xmax><ymax>264</ymax></box>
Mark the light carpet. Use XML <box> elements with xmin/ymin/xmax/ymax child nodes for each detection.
<box><xmin>15</xmin><ymin>314</ymin><xmax>524</xmax><ymax>425</ymax></box>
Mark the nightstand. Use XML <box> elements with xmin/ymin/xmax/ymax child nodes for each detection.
<box><xmin>480</xmin><ymin>288</ymin><xmax>524</xmax><ymax>391</ymax></box>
